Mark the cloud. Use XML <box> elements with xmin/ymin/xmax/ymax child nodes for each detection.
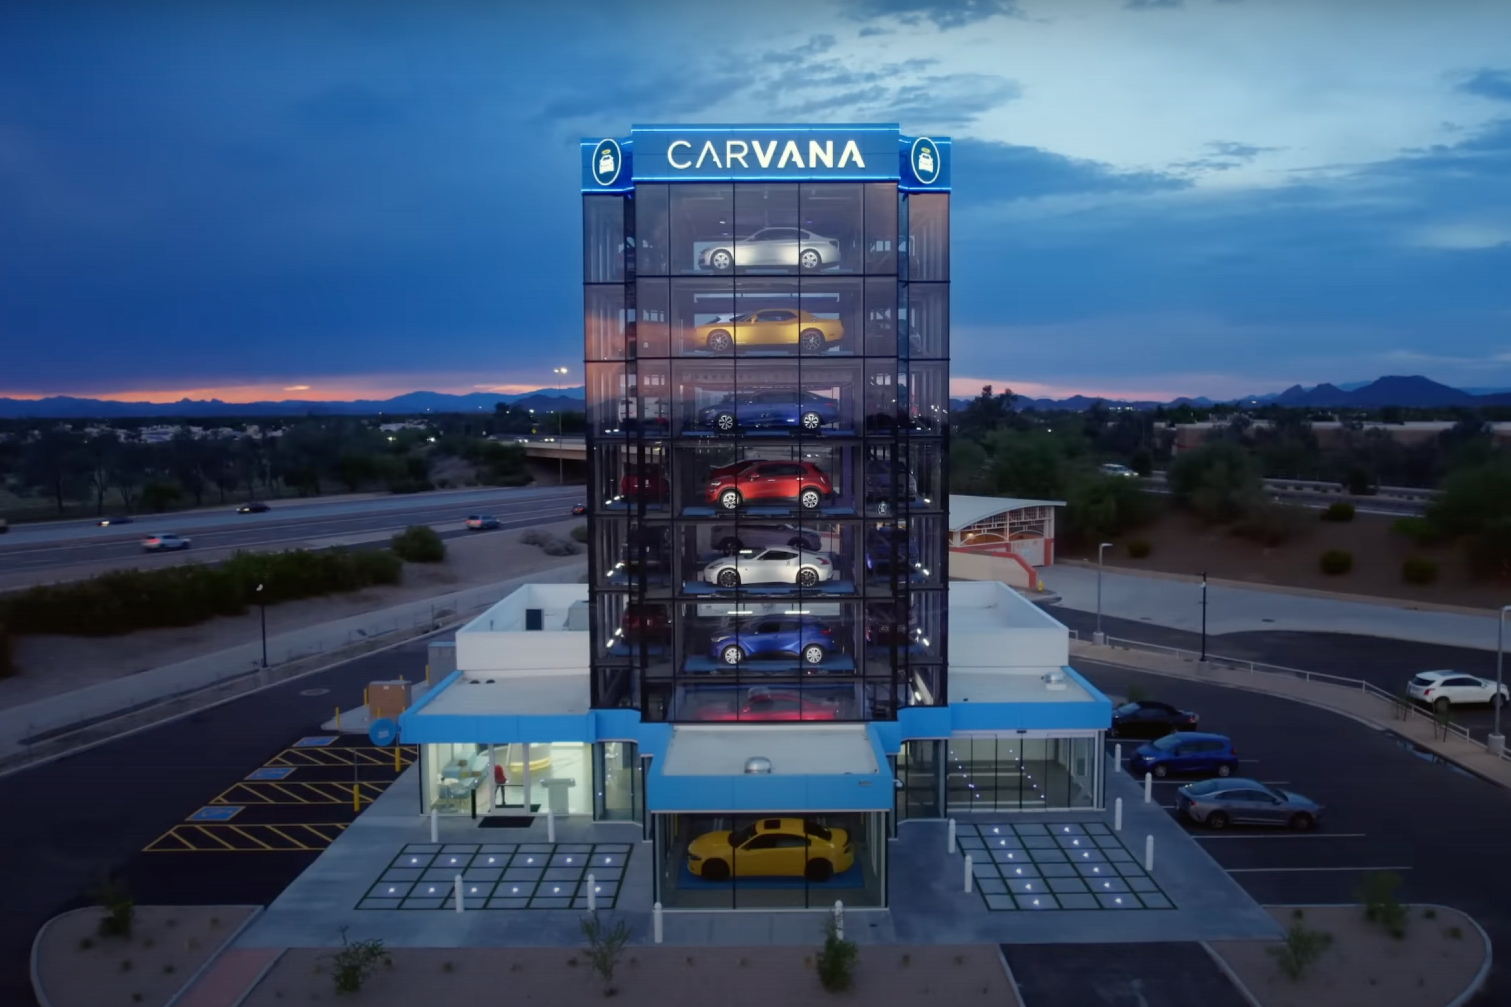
<box><xmin>1457</xmin><ymin>69</ymin><xmax>1511</xmax><ymax>103</ymax></box>
<box><xmin>1123</xmin><ymin>0</ymin><xmax>1183</xmax><ymax>8</ymax></box>
<box><xmin>844</xmin><ymin>0</ymin><xmax>1020</xmax><ymax>30</ymax></box>
<box><xmin>953</xmin><ymin>138</ymin><xmax>1190</xmax><ymax>201</ymax></box>
<box><xmin>1169</xmin><ymin>139</ymin><xmax>1286</xmax><ymax>173</ymax></box>
<box><xmin>283</xmin><ymin>385</ymin><xmax>311</xmax><ymax>391</ymax></box>
<box><xmin>763</xmin><ymin>34</ymin><xmax>839</xmax><ymax>63</ymax></box>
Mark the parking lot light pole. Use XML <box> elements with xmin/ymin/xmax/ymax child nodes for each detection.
<box><xmin>256</xmin><ymin>583</ymin><xmax>267</xmax><ymax>668</ymax></box>
<box><xmin>1491</xmin><ymin>605</ymin><xmax>1511</xmax><ymax>756</ymax></box>
<box><xmin>1199</xmin><ymin>573</ymin><xmax>1209</xmax><ymax>665</ymax></box>
<box><xmin>553</xmin><ymin>366</ymin><xmax>569</xmax><ymax>485</ymax></box>
<box><xmin>1094</xmin><ymin>542</ymin><xmax>1113</xmax><ymax>645</ymax></box>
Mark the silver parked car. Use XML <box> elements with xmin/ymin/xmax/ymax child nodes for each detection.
<box><xmin>142</xmin><ymin>533</ymin><xmax>191</xmax><ymax>552</ymax></box>
<box><xmin>1175</xmin><ymin>778</ymin><xmax>1323</xmax><ymax>831</ymax></box>
<box><xmin>700</xmin><ymin>228</ymin><xmax>841</xmax><ymax>272</ymax></box>
<box><xmin>702</xmin><ymin>547</ymin><xmax>835</xmax><ymax>588</ymax></box>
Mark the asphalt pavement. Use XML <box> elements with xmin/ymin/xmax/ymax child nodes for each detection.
<box><xmin>1078</xmin><ymin>657</ymin><xmax>1511</xmax><ymax>1004</ymax></box>
<box><xmin>0</xmin><ymin>485</ymin><xmax>583</xmax><ymax>579</ymax></box>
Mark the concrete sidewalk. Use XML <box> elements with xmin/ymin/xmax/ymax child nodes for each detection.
<box><xmin>1044</xmin><ymin>564</ymin><xmax>1507</xmax><ymax>651</ymax></box>
<box><xmin>0</xmin><ymin>560</ymin><xmax>586</xmax><ymax>770</ymax></box>
<box><xmin>1071</xmin><ymin>639</ymin><xmax>1511</xmax><ymax>790</ymax></box>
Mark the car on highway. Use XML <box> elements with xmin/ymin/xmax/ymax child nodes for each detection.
<box><xmin>1127</xmin><ymin>731</ymin><xmax>1238</xmax><ymax>779</ymax></box>
<box><xmin>698</xmin><ymin>390</ymin><xmax>841</xmax><ymax>434</ymax></box>
<box><xmin>706</xmin><ymin>460</ymin><xmax>833</xmax><ymax>512</ymax></box>
<box><xmin>698</xmin><ymin>228</ymin><xmax>842</xmax><ymax>273</ymax></box>
<box><xmin>1100</xmin><ymin>463</ymin><xmax>1138</xmax><ymax>478</ymax></box>
<box><xmin>691</xmin><ymin>309</ymin><xmax>845</xmax><ymax>354</ymax></box>
<box><xmin>709</xmin><ymin>618</ymin><xmax>836</xmax><ymax>666</ymax></box>
<box><xmin>1176</xmin><ymin>778</ymin><xmax>1323</xmax><ymax>831</ymax></box>
<box><xmin>691</xmin><ymin>689</ymin><xmax>842</xmax><ymax>723</ymax></box>
<box><xmin>1407</xmin><ymin>670</ymin><xmax>1509</xmax><ymax>712</ymax></box>
<box><xmin>96</xmin><ymin>515</ymin><xmax>135</xmax><ymax>527</ymax></box>
<box><xmin>571</xmin><ymin>503</ymin><xmax>587</xmax><ymax>516</ymax></box>
<box><xmin>142</xmin><ymin>533</ymin><xmax>191</xmax><ymax>552</ymax></box>
<box><xmin>465</xmin><ymin>515</ymin><xmax>501</xmax><ymax>530</ymax></box>
<box><xmin>686</xmin><ymin>817</ymin><xmax>853</xmax><ymax>882</ymax></box>
<box><xmin>1109</xmin><ymin>700</ymin><xmax>1200</xmax><ymax>739</ymax></box>
<box><xmin>702</xmin><ymin>547</ymin><xmax>835</xmax><ymax>588</ymax></box>
<box><xmin>237</xmin><ymin>501</ymin><xmax>271</xmax><ymax>514</ymax></box>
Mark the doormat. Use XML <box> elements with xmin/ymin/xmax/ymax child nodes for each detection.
<box><xmin>495</xmin><ymin>803</ymin><xmax>541</xmax><ymax>812</ymax></box>
<box><xmin>477</xmin><ymin>816</ymin><xmax>535</xmax><ymax>829</ymax></box>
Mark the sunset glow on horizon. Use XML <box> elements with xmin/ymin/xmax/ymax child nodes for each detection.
<box><xmin>0</xmin><ymin>376</ymin><xmax>549</xmax><ymax>405</ymax></box>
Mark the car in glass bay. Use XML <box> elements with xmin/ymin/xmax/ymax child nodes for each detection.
<box><xmin>706</xmin><ymin>460</ymin><xmax>833</xmax><ymax>511</ymax></box>
<box><xmin>686</xmin><ymin>817</ymin><xmax>853</xmax><ymax>882</ymax></box>
<box><xmin>709</xmin><ymin>618</ymin><xmax>836</xmax><ymax>666</ymax></box>
<box><xmin>1127</xmin><ymin>732</ymin><xmax>1238</xmax><ymax>779</ymax></box>
<box><xmin>1176</xmin><ymin>778</ymin><xmax>1323</xmax><ymax>831</ymax></box>
<box><xmin>692</xmin><ymin>689</ymin><xmax>842</xmax><ymax>723</ymax></box>
<box><xmin>711</xmin><ymin>522</ymin><xmax>822</xmax><ymax>555</ymax></box>
<box><xmin>1109</xmin><ymin>700</ymin><xmax>1200</xmax><ymax>739</ymax></box>
<box><xmin>698</xmin><ymin>391</ymin><xmax>840</xmax><ymax>434</ymax></box>
<box><xmin>698</xmin><ymin>228</ymin><xmax>842</xmax><ymax>273</ymax></box>
<box><xmin>691</xmin><ymin>309</ymin><xmax>844</xmax><ymax>354</ymax></box>
<box><xmin>702</xmin><ymin>547</ymin><xmax>834</xmax><ymax>588</ymax></box>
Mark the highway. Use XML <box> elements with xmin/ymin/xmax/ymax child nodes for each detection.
<box><xmin>0</xmin><ymin>485</ymin><xmax>584</xmax><ymax>581</ymax></box>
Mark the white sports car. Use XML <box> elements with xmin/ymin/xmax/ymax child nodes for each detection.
<box><xmin>702</xmin><ymin>547</ymin><xmax>835</xmax><ymax>588</ymax></box>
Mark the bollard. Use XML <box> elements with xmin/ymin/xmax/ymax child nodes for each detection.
<box><xmin>1115</xmin><ymin>797</ymin><xmax>1123</xmax><ymax>832</ymax></box>
<box><xmin>352</xmin><ymin>783</ymin><xmax>361</xmax><ymax>812</ymax></box>
<box><xmin>430</xmin><ymin>808</ymin><xmax>439</xmax><ymax>843</ymax></box>
<box><xmin>964</xmin><ymin>854</ymin><xmax>974</xmax><ymax>893</ymax></box>
<box><xmin>588</xmin><ymin>873</ymin><xmax>597</xmax><ymax>911</ymax></box>
<box><xmin>653</xmin><ymin>902</ymin><xmax>664</xmax><ymax>944</ymax></box>
<box><xmin>1144</xmin><ymin>772</ymin><xmax>1152</xmax><ymax>805</ymax></box>
<box><xmin>454</xmin><ymin>874</ymin><xmax>464</xmax><ymax>913</ymax></box>
<box><xmin>364</xmin><ymin>687</ymin><xmax>370</xmax><ymax>710</ymax></box>
<box><xmin>947</xmin><ymin>818</ymin><xmax>956</xmax><ymax>854</ymax></box>
<box><xmin>1144</xmin><ymin>834</ymin><xmax>1155</xmax><ymax>872</ymax></box>
<box><xmin>1115</xmin><ymin>744</ymin><xmax>1122</xmax><ymax>772</ymax></box>
<box><xmin>395</xmin><ymin>744</ymin><xmax>401</xmax><ymax>772</ymax></box>
<box><xmin>547</xmin><ymin>809</ymin><xmax>556</xmax><ymax>843</ymax></box>
<box><xmin>833</xmin><ymin>900</ymin><xmax>844</xmax><ymax>939</ymax></box>
<box><xmin>335</xmin><ymin>706</ymin><xmax>341</xmax><ymax>731</ymax></box>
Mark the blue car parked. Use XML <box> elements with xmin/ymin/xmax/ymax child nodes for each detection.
<box><xmin>710</xmin><ymin>618</ymin><xmax>836</xmax><ymax>667</ymax></box>
<box><xmin>699</xmin><ymin>390</ymin><xmax>841</xmax><ymax>434</ymax></box>
<box><xmin>1127</xmin><ymin>732</ymin><xmax>1239</xmax><ymax>779</ymax></box>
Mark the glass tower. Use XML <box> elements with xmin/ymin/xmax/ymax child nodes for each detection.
<box><xmin>583</xmin><ymin>126</ymin><xmax>949</xmax><ymax>725</ymax></box>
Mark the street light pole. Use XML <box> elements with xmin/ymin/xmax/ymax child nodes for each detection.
<box><xmin>1094</xmin><ymin>542</ymin><xmax>1112</xmax><ymax>645</ymax></box>
<box><xmin>553</xmin><ymin>366</ymin><xmax>569</xmax><ymax>486</ymax></box>
<box><xmin>1492</xmin><ymin>605</ymin><xmax>1511</xmax><ymax>755</ymax></box>
<box><xmin>1199</xmin><ymin>572</ymin><xmax>1209</xmax><ymax>665</ymax></box>
<box><xmin>256</xmin><ymin>582</ymin><xmax>267</xmax><ymax>669</ymax></box>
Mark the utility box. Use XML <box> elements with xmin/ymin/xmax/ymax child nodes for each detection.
<box><xmin>368</xmin><ymin>679</ymin><xmax>414</xmax><ymax>719</ymax></box>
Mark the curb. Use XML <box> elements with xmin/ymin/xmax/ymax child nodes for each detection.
<box><xmin>226</xmin><ymin>949</ymin><xmax>287</xmax><ymax>1007</ymax></box>
<box><xmin>1199</xmin><ymin>941</ymin><xmax>1262</xmax><ymax>1007</ymax></box>
<box><xmin>163</xmin><ymin>907</ymin><xmax>264</xmax><ymax>1007</ymax></box>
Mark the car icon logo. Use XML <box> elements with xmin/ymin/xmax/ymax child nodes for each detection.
<box><xmin>910</xmin><ymin>136</ymin><xmax>940</xmax><ymax>185</ymax></box>
<box><xmin>593</xmin><ymin>138</ymin><xmax>622</xmax><ymax>186</ymax></box>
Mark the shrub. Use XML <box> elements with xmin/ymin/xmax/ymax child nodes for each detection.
<box><xmin>1319</xmin><ymin>550</ymin><xmax>1353</xmax><ymax>576</ymax></box>
<box><xmin>1344</xmin><ymin>466</ymin><xmax>1375</xmax><ymax>496</ymax></box>
<box><xmin>1402</xmin><ymin>558</ymin><xmax>1438</xmax><ymax>585</ymax></box>
<box><xmin>91</xmin><ymin>878</ymin><xmax>135</xmax><ymax>939</ymax></box>
<box><xmin>327</xmin><ymin>928</ymin><xmax>389</xmax><ymax>995</ymax></box>
<box><xmin>1268</xmin><ymin>923</ymin><xmax>1333</xmax><ymax>981</ymax></box>
<box><xmin>1126</xmin><ymin>539</ymin><xmax>1151</xmax><ymax>559</ymax></box>
<box><xmin>1357</xmin><ymin>871</ymin><xmax>1408</xmax><ymax>938</ymax></box>
<box><xmin>580</xmin><ymin>913</ymin><xmax>631</xmax><ymax>995</ymax></box>
<box><xmin>570</xmin><ymin>524</ymin><xmax>589</xmax><ymax>544</ymax></box>
<box><xmin>1232</xmin><ymin>504</ymin><xmax>1304</xmax><ymax>547</ymax></box>
<box><xmin>391</xmin><ymin>525</ymin><xmax>446</xmax><ymax>563</ymax></box>
<box><xmin>520</xmin><ymin>529</ymin><xmax>580</xmax><ymax>556</ymax></box>
<box><xmin>815</xmin><ymin>918</ymin><xmax>859</xmax><ymax>993</ymax></box>
<box><xmin>1392</xmin><ymin>516</ymin><xmax>1448</xmax><ymax>547</ymax></box>
<box><xmin>1321</xmin><ymin>501</ymin><xmax>1355</xmax><ymax>522</ymax></box>
<box><xmin>1167</xmin><ymin>441</ymin><xmax>1264</xmax><ymax>524</ymax></box>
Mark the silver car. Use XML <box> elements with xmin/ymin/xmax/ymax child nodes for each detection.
<box><xmin>1175</xmin><ymin>778</ymin><xmax>1323</xmax><ymax>831</ymax></box>
<box><xmin>700</xmin><ymin>228</ymin><xmax>841</xmax><ymax>272</ymax></box>
<box><xmin>142</xmin><ymin>533</ymin><xmax>191</xmax><ymax>552</ymax></box>
<box><xmin>702</xmin><ymin>547</ymin><xmax>835</xmax><ymax>588</ymax></box>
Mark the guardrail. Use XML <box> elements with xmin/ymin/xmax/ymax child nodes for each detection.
<box><xmin>1092</xmin><ymin>634</ymin><xmax>1501</xmax><ymax>761</ymax></box>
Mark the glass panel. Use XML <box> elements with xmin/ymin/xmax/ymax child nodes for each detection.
<box><xmin>671</xmin><ymin>183</ymin><xmax>735</xmax><ymax>275</ymax></box>
<box><xmin>864</xmin><ymin>277</ymin><xmax>897</xmax><ymax>356</ymax></box>
<box><xmin>426</xmin><ymin>742</ymin><xmax>488</xmax><ymax>816</ymax></box>
<box><xmin>670</xmin><ymin>277</ymin><xmax>736</xmax><ymax>356</ymax></box>
<box><xmin>906</xmin><ymin>192</ymin><xmax>949</xmax><ymax>281</ymax></box>
<box><xmin>799</xmin><ymin>277</ymin><xmax>861</xmax><ymax>356</ymax></box>
<box><xmin>863</xmin><ymin>182</ymin><xmax>898</xmax><ymax>274</ymax></box>
<box><xmin>800</xmin><ymin>183</ymin><xmax>863</xmax><ymax>275</ymax></box>
<box><xmin>903</xmin><ymin>361</ymin><xmax>948</xmax><ymax>434</ymax></box>
<box><xmin>906</xmin><ymin>282</ymin><xmax>947</xmax><ymax>360</ymax></box>
<box><xmin>732</xmin><ymin>277</ymin><xmax>801</xmax><ymax>357</ymax></box>
<box><xmin>734</xmin><ymin>184</ymin><xmax>800</xmax><ymax>275</ymax></box>
<box><xmin>900</xmin><ymin>740</ymin><xmax>940</xmax><ymax>818</ymax></box>
<box><xmin>596</xmin><ymin>742</ymin><xmax>640</xmax><ymax>822</ymax></box>
<box><xmin>636</xmin><ymin>279</ymin><xmax>671</xmax><ymax>359</ymax></box>
<box><xmin>585</xmin><ymin>362</ymin><xmax>629</xmax><ymax>437</ymax></box>
<box><xmin>585</xmin><ymin>286</ymin><xmax>627</xmax><ymax>362</ymax></box>
<box><xmin>583</xmin><ymin>195</ymin><xmax>625</xmax><ymax>283</ymax></box>
<box><xmin>635</xmin><ymin>184</ymin><xmax>670</xmax><ymax>276</ymax></box>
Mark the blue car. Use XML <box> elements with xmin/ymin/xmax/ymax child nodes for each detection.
<box><xmin>710</xmin><ymin>618</ymin><xmax>836</xmax><ymax>666</ymax></box>
<box><xmin>699</xmin><ymin>390</ymin><xmax>841</xmax><ymax>434</ymax></box>
<box><xmin>1127</xmin><ymin>732</ymin><xmax>1239</xmax><ymax>779</ymax></box>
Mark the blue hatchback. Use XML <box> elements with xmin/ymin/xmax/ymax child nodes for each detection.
<box><xmin>710</xmin><ymin>618</ymin><xmax>835</xmax><ymax>667</ymax></box>
<box><xmin>1128</xmin><ymin>732</ymin><xmax>1239</xmax><ymax>779</ymax></box>
<box><xmin>698</xmin><ymin>390</ymin><xmax>841</xmax><ymax>433</ymax></box>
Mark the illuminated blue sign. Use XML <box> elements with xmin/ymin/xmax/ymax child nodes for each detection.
<box><xmin>580</xmin><ymin>124</ymin><xmax>949</xmax><ymax>191</ymax></box>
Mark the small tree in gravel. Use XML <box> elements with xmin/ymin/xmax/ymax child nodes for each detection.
<box><xmin>581</xmin><ymin>913</ymin><xmax>631</xmax><ymax>996</ymax></box>
<box><xmin>816</xmin><ymin>917</ymin><xmax>859</xmax><ymax>993</ymax></box>
<box><xmin>1357</xmin><ymin>871</ymin><xmax>1409</xmax><ymax>938</ymax></box>
<box><xmin>391</xmin><ymin>525</ymin><xmax>446</xmax><ymax>563</ymax></box>
<box><xmin>90</xmin><ymin>878</ymin><xmax>135</xmax><ymax>938</ymax></box>
<box><xmin>1269</xmin><ymin>922</ymin><xmax>1333</xmax><ymax>981</ymax></box>
<box><xmin>328</xmin><ymin>927</ymin><xmax>390</xmax><ymax>994</ymax></box>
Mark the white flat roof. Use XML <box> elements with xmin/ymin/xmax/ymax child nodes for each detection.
<box><xmin>415</xmin><ymin>673</ymin><xmax>590</xmax><ymax>717</ymax></box>
<box><xmin>949</xmin><ymin>669</ymin><xmax>1097</xmax><ymax>705</ymax></box>
<box><xmin>950</xmin><ymin>494</ymin><xmax>1064</xmax><ymax>532</ymax></box>
<box><xmin>661</xmin><ymin>725</ymin><xmax>878</xmax><ymax>777</ymax></box>
<box><xmin>949</xmin><ymin>580</ymin><xmax>1069</xmax><ymax>631</ymax></box>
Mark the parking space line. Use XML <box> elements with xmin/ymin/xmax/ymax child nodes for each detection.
<box><xmin>1194</xmin><ymin>833</ymin><xmax>1367</xmax><ymax>840</ymax></box>
<box><xmin>229</xmin><ymin>825</ymin><xmax>275</xmax><ymax>850</ymax></box>
<box><xmin>191</xmin><ymin>824</ymin><xmax>237</xmax><ymax>850</ymax></box>
<box><xmin>1225</xmin><ymin>865</ymin><xmax>1412</xmax><ymax>873</ymax></box>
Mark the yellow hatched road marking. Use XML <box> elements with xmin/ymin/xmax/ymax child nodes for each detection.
<box><xmin>229</xmin><ymin>825</ymin><xmax>274</xmax><ymax>850</ymax></box>
<box><xmin>191</xmin><ymin>824</ymin><xmax>237</xmax><ymax>850</ymax></box>
<box><xmin>210</xmin><ymin>780</ymin><xmax>392</xmax><ymax>805</ymax></box>
<box><xmin>144</xmin><ymin>822</ymin><xmax>352</xmax><ymax>853</ymax></box>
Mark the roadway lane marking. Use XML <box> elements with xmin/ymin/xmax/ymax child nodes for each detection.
<box><xmin>1225</xmin><ymin>865</ymin><xmax>1412</xmax><ymax>873</ymax></box>
<box><xmin>1194</xmin><ymin>833</ymin><xmax>1367</xmax><ymax>840</ymax></box>
<box><xmin>1149</xmin><ymin>779</ymin><xmax>1290</xmax><ymax>785</ymax></box>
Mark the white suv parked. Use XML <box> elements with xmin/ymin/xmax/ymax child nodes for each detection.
<box><xmin>1407</xmin><ymin>670</ymin><xmax>1508</xmax><ymax>713</ymax></box>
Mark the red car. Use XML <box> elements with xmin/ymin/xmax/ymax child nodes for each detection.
<box><xmin>619</xmin><ymin>463</ymin><xmax>669</xmax><ymax>501</ymax></box>
<box><xmin>706</xmin><ymin>461</ymin><xmax>833</xmax><ymax>512</ymax></box>
<box><xmin>693</xmin><ymin>690</ymin><xmax>842</xmax><ymax>722</ymax></box>
<box><xmin>571</xmin><ymin>503</ymin><xmax>587</xmax><ymax>515</ymax></box>
<box><xmin>619</xmin><ymin>603</ymin><xmax>671</xmax><ymax>646</ymax></box>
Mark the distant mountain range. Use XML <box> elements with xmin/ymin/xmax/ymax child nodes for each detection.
<box><xmin>961</xmin><ymin>376</ymin><xmax>1511</xmax><ymax>413</ymax></box>
<box><xmin>0</xmin><ymin>388</ymin><xmax>588</xmax><ymax>419</ymax></box>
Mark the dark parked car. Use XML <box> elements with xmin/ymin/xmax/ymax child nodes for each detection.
<box><xmin>712</xmin><ymin>523</ymin><xmax>821</xmax><ymax>555</ymax></box>
<box><xmin>96</xmin><ymin>515</ymin><xmax>135</xmax><ymax>527</ymax></box>
<box><xmin>619</xmin><ymin>463</ymin><xmax>669</xmax><ymax>502</ymax></box>
<box><xmin>1109</xmin><ymin>700</ymin><xmax>1199</xmax><ymax>739</ymax></box>
<box><xmin>709</xmin><ymin>618</ymin><xmax>836</xmax><ymax>666</ymax></box>
<box><xmin>864</xmin><ymin>458</ymin><xmax>918</xmax><ymax>504</ymax></box>
<box><xmin>864</xmin><ymin>528</ymin><xmax>924</xmax><ymax>578</ymax></box>
<box><xmin>237</xmin><ymin>501</ymin><xmax>270</xmax><ymax>514</ymax></box>
<box><xmin>698</xmin><ymin>390</ymin><xmax>840</xmax><ymax>434</ymax></box>
<box><xmin>1176</xmin><ymin>778</ymin><xmax>1323</xmax><ymax>831</ymax></box>
<box><xmin>618</xmin><ymin>604</ymin><xmax>671</xmax><ymax>646</ymax></box>
<box><xmin>1127</xmin><ymin>732</ymin><xmax>1238</xmax><ymax>779</ymax></box>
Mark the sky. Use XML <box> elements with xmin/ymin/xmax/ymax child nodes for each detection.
<box><xmin>1</xmin><ymin>0</ymin><xmax>1509</xmax><ymax>404</ymax></box>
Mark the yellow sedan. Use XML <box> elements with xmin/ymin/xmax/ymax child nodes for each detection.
<box><xmin>686</xmin><ymin>817</ymin><xmax>853</xmax><ymax>881</ymax></box>
<box><xmin>691</xmin><ymin>309</ymin><xmax>844</xmax><ymax>354</ymax></box>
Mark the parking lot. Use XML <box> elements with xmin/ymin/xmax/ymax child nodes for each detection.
<box><xmin>1079</xmin><ymin>657</ymin><xmax>1511</xmax><ymax>1000</ymax></box>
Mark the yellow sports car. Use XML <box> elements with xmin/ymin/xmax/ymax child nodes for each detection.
<box><xmin>691</xmin><ymin>309</ymin><xmax>844</xmax><ymax>354</ymax></box>
<box><xmin>686</xmin><ymin>817</ymin><xmax>853</xmax><ymax>881</ymax></box>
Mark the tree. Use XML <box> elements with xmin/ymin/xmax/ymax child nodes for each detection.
<box><xmin>984</xmin><ymin>428</ymin><xmax>1067</xmax><ymax>500</ymax></box>
<box><xmin>168</xmin><ymin>431</ymin><xmax>209</xmax><ymax>506</ymax></box>
<box><xmin>336</xmin><ymin>454</ymin><xmax>379</xmax><ymax>493</ymax></box>
<box><xmin>81</xmin><ymin>436</ymin><xmax>118</xmax><ymax>515</ymax></box>
<box><xmin>1167</xmin><ymin>441</ymin><xmax>1263</xmax><ymax>523</ymax></box>
<box><xmin>140</xmin><ymin>480</ymin><xmax>182</xmax><ymax>513</ymax></box>
<box><xmin>954</xmin><ymin>385</ymin><xmax>1021</xmax><ymax>441</ymax></box>
<box><xmin>22</xmin><ymin>429</ymin><xmax>87</xmax><ymax>514</ymax></box>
